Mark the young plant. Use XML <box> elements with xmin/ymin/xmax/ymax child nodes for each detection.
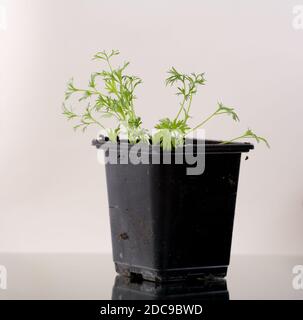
<box><xmin>63</xmin><ymin>50</ymin><xmax>269</xmax><ymax>149</ymax></box>
<box><xmin>63</xmin><ymin>50</ymin><xmax>149</xmax><ymax>144</ymax></box>
<box><xmin>154</xmin><ymin>67</ymin><xmax>268</xmax><ymax>148</ymax></box>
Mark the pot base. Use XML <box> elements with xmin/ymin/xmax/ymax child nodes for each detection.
<box><xmin>115</xmin><ymin>262</ymin><xmax>227</xmax><ymax>282</ymax></box>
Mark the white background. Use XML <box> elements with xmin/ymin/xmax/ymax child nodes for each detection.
<box><xmin>0</xmin><ymin>0</ymin><xmax>303</xmax><ymax>254</ymax></box>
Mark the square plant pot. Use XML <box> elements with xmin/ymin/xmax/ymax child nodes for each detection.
<box><xmin>95</xmin><ymin>139</ymin><xmax>253</xmax><ymax>282</ymax></box>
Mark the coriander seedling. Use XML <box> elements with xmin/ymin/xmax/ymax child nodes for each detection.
<box><xmin>63</xmin><ymin>50</ymin><xmax>269</xmax><ymax>149</ymax></box>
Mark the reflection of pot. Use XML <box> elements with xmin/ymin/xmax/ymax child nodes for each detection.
<box><xmin>112</xmin><ymin>275</ymin><xmax>229</xmax><ymax>300</ymax></box>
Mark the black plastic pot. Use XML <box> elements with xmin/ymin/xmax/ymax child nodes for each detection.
<box><xmin>94</xmin><ymin>139</ymin><xmax>253</xmax><ymax>282</ymax></box>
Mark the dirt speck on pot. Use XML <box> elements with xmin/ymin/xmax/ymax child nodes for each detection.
<box><xmin>109</xmin><ymin>205</ymin><xmax>119</xmax><ymax>209</ymax></box>
<box><xmin>119</xmin><ymin>232</ymin><xmax>129</xmax><ymax>240</ymax></box>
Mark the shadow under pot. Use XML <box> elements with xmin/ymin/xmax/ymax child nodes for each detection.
<box><xmin>94</xmin><ymin>139</ymin><xmax>253</xmax><ymax>282</ymax></box>
<box><xmin>112</xmin><ymin>275</ymin><xmax>229</xmax><ymax>300</ymax></box>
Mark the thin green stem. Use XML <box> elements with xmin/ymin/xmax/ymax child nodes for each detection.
<box><xmin>174</xmin><ymin>98</ymin><xmax>186</xmax><ymax>121</ymax></box>
<box><xmin>174</xmin><ymin>79</ymin><xmax>186</xmax><ymax>121</ymax></box>
<box><xmin>105</xmin><ymin>56</ymin><xmax>113</xmax><ymax>73</ymax></box>
<box><xmin>91</xmin><ymin>114</ymin><xmax>106</xmax><ymax>129</ymax></box>
<box><xmin>220</xmin><ymin>135</ymin><xmax>245</xmax><ymax>144</ymax></box>
<box><xmin>184</xmin><ymin>94</ymin><xmax>193</xmax><ymax>122</ymax></box>
<box><xmin>188</xmin><ymin>108</ymin><xmax>236</xmax><ymax>133</ymax></box>
<box><xmin>188</xmin><ymin>111</ymin><xmax>217</xmax><ymax>133</ymax></box>
<box><xmin>74</xmin><ymin>88</ymin><xmax>103</xmax><ymax>97</ymax></box>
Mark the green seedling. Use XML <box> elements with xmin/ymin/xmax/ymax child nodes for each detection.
<box><xmin>63</xmin><ymin>50</ymin><xmax>269</xmax><ymax>149</ymax></box>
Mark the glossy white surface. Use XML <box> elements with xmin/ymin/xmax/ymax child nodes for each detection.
<box><xmin>0</xmin><ymin>254</ymin><xmax>302</xmax><ymax>300</ymax></box>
